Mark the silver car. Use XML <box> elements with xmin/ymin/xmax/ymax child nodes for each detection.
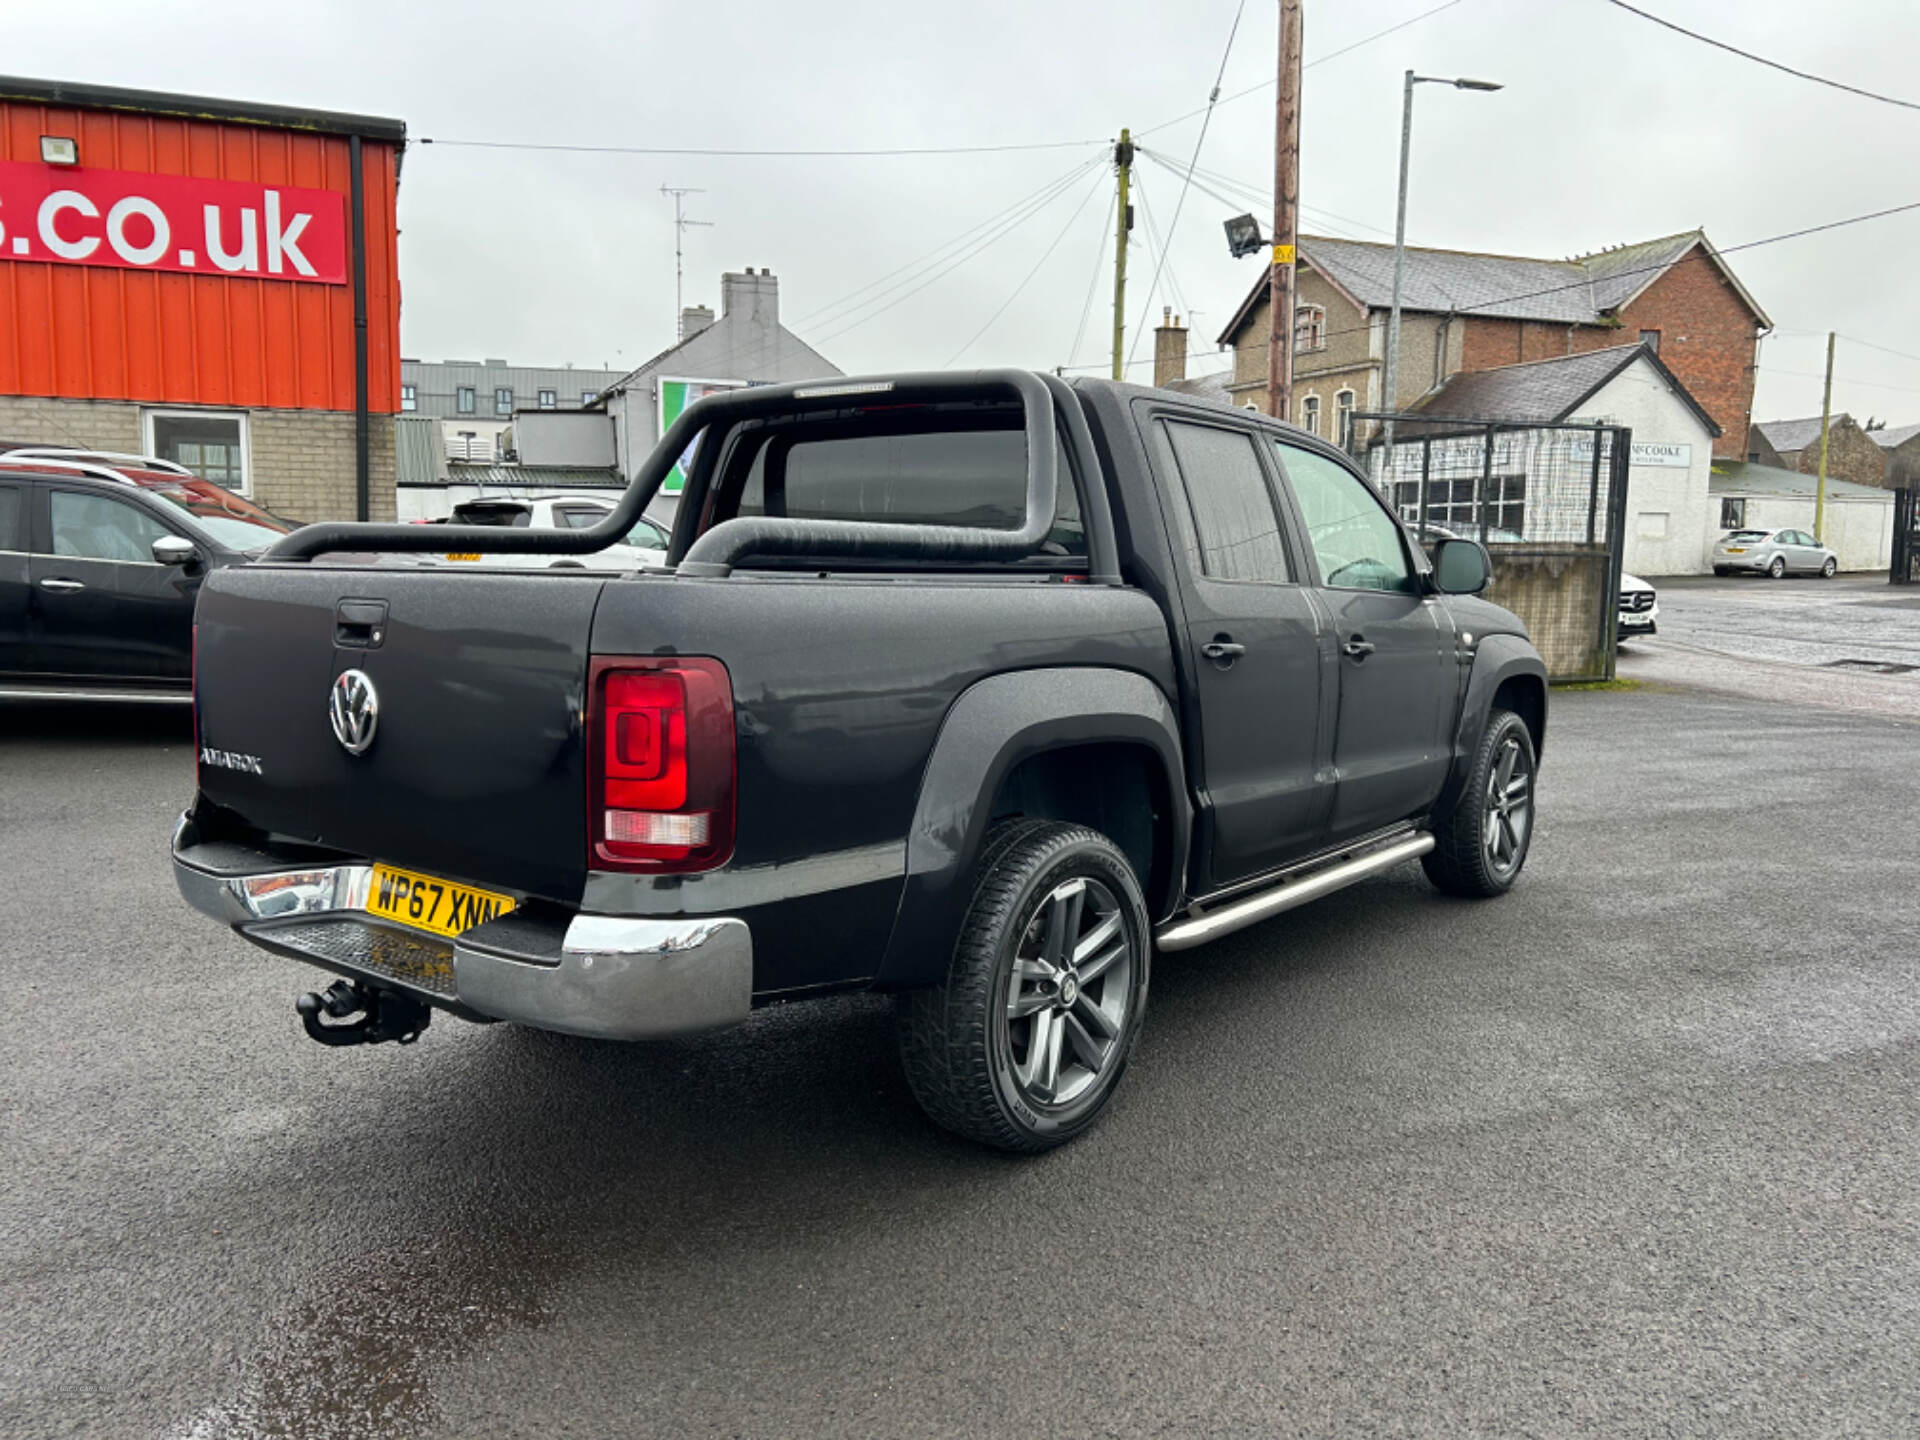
<box><xmin>1711</xmin><ymin>527</ymin><xmax>1838</xmax><ymax>579</ymax></box>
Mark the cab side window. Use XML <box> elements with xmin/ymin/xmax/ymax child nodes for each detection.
<box><xmin>1162</xmin><ymin>420</ymin><xmax>1292</xmax><ymax>583</ymax></box>
<box><xmin>1274</xmin><ymin>443</ymin><xmax>1415</xmax><ymax>593</ymax></box>
<box><xmin>50</xmin><ymin>491</ymin><xmax>177</xmax><ymax>562</ymax></box>
<box><xmin>0</xmin><ymin>484</ymin><xmax>23</xmax><ymax>550</ymax></box>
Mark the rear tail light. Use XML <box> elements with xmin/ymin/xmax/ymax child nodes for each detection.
<box><xmin>587</xmin><ymin>656</ymin><xmax>735</xmax><ymax>872</ymax></box>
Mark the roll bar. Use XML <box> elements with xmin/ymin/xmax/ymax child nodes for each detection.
<box><xmin>266</xmin><ymin>369</ymin><xmax>1067</xmax><ymax>569</ymax></box>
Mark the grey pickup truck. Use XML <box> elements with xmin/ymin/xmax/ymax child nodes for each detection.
<box><xmin>174</xmin><ymin>370</ymin><xmax>1546</xmax><ymax>1151</ymax></box>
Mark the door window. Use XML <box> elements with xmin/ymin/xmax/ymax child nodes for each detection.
<box><xmin>1161</xmin><ymin>421</ymin><xmax>1291</xmax><ymax>582</ymax></box>
<box><xmin>1276</xmin><ymin>442</ymin><xmax>1415</xmax><ymax>593</ymax></box>
<box><xmin>49</xmin><ymin>491</ymin><xmax>176</xmax><ymax>562</ymax></box>
<box><xmin>0</xmin><ymin>484</ymin><xmax>23</xmax><ymax>550</ymax></box>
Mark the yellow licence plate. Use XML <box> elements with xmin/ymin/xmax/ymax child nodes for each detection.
<box><xmin>1724</xmin><ymin>548</ymin><xmax>1746</xmax><ymax>554</ymax></box>
<box><xmin>445</xmin><ymin>552</ymin><xmax>482</xmax><ymax>562</ymax></box>
<box><xmin>366</xmin><ymin>864</ymin><xmax>515</xmax><ymax>938</ymax></box>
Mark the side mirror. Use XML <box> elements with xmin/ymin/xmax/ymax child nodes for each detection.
<box><xmin>1430</xmin><ymin>537</ymin><xmax>1491</xmax><ymax>595</ymax></box>
<box><xmin>152</xmin><ymin>534</ymin><xmax>199</xmax><ymax>568</ymax></box>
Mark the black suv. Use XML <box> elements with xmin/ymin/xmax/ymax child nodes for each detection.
<box><xmin>0</xmin><ymin>449</ymin><xmax>294</xmax><ymax>700</ymax></box>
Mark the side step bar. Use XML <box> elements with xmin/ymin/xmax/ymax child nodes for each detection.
<box><xmin>1154</xmin><ymin>831</ymin><xmax>1436</xmax><ymax>952</ymax></box>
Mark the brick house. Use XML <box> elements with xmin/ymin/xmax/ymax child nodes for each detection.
<box><xmin>1749</xmin><ymin>414</ymin><xmax>1888</xmax><ymax>489</ymax></box>
<box><xmin>1211</xmin><ymin>230</ymin><xmax>1770</xmax><ymax>459</ymax></box>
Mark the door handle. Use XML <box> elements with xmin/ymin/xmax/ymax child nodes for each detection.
<box><xmin>1201</xmin><ymin>638</ymin><xmax>1246</xmax><ymax>665</ymax></box>
<box><xmin>1342</xmin><ymin>635</ymin><xmax>1376</xmax><ymax>659</ymax></box>
<box><xmin>39</xmin><ymin>577</ymin><xmax>85</xmax><ymax>593</ymax></box>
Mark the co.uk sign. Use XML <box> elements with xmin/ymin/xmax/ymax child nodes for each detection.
<box><xmin>0</xmin><ymin>161</ymin><xmax>347</xmax><ymax>285</ymax></box>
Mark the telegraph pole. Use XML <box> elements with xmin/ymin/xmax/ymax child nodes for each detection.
<box><xmin>1267</xmin><ymin>0</ymin><xmax>1303</xmax><ymax>420</ymax></box>
<box><xmin>1111</xmin><ymin>130</ymin><xmax>1134</xmax><ymax>381</ymax></box>
<box><xmin>1815</xmin><ymin>329</ymin><xmax>1836</xmax><ymax>541</ymax></box>
<box><xmin>660</xmin><ymin>184</ymin><xmax>712</xmax><ymax>334</ymax></box>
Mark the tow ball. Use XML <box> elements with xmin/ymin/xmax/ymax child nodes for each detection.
<box><xmin>295</xmin><ymin>979</ymin><xmax>432</xmax><ymax>1047</ymax></box>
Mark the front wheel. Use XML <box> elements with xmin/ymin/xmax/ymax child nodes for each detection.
<box><xmin>897</xmin><ymin>820</ymin><xmax>1150</xmax><ymax>1152</ymax></box>
<box><xmin>1768</xmin><ymin>556</ymin><xmax>1787</xmax><ymax>579</ymax></box>
<box><xmin>1423</xmin><ymin>708</ymin><xmax>1537</xmax><ymax>898</ymax></box>
<box><xmin>1822</xmin><ymin>557</ymin><xmax>1838</xmax><ymax>578</ymax></box>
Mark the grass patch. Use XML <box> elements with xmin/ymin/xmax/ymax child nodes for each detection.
<box><xmin>1553</xmin><ymin>677</ymin><xmax>1645</xmax><ymax>693</ymax></box>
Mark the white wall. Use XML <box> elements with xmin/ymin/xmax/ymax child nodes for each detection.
<box><xmin>1576</xmin><ymin>363</ymin><xmax>1717</xmax><ymax>576</ymax></box>
<box><xmin>1728</xmin><ymin>494</ymin><xmax>1894</xmax><ymax>572</ymax></box>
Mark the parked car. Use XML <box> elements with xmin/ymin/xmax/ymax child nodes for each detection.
<box><xmin>1617</xmin><ymin>572</ymin><xmax>1658</xmax><ymax>641</ymax></box>
<box><xmin>430</xmin><ymin>495</ymin><xmax>668</xmax><ymax>568</ymax></box>
<box><xmin>1712</xmin><ymin>527</ymin><xmax>1838</xmax><ymax>578</ymax></box>
<box><xmin>173</xmin><ymin>371</ymin><xmax>1548</xmax><ymax>1152</ymax></box>
<box><xmin>0</xmin><ymin>448</ymin><xmax>295</xmax><ymax>700</ymax></box>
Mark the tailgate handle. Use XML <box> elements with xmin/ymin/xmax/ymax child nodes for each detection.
<box><xmin>335</xmin><ymin>599</ymin><xmax>389</xmax><ymax>649</ymax></box>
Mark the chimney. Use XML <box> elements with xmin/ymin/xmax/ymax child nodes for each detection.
<box><xmin>679</xmin><ymin>304</ymin><xmax>715</xmax><ymax>341</ymax></box>
<box><xmin>720</xmin><ymin>267</ymin><xmax>779</xmax><ymax>326</ymax></box>
<box><xmin>1154</xmin><ymin>306</ymin><xmax>1188</xmax><ymax>388</ymax></box>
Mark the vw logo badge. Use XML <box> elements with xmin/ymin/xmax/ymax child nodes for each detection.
<box><xmin>329</xmin><ymin>669</ymin><xmax>379</xmax><ymax>755</ymax></box>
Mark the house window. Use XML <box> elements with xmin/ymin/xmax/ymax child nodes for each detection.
<box><xmin>401</xmin><ymin>383</ymin><xmax>417</xmax><ymax>413</ymax></box>
<box><xmin>538</xmin><ymin>389</ymin><xmax>557</xmax><ymax>410</ymax></box>
<box><xmin>582</xmin><ymin>391</ymin><xmax>597</xmax><ymax>406</ymax></box>
<box><xmin>494</xmin><ymin>387</ymin><xmax>514</xmax><ymax>416</ymax></box>
<box><xmin>1392</xmin><ymin>473</ymin><xmax>1527</xmax><ymax>539</ymax></box>
<box><xmin>1639</xmin><ymin>329</ymin><xmax>1661</xmax><ymax>354</ymax></box>
<box><xmin>144</xmin><ymin>410</ymin><xmax>250</xmax><ymax>495</ymax></box>
<box><xmin>1335</xmin><ymin>389</ymin><xmax>1355</xmax><ymax>447</ymax></box>
<box><xmin>1299</xmin><ymin>394</ymin><xmax>1321</xmax><ymax>437</ymax></box>
<box><xmin>1720</xmin><ymin>497</ymin><xmax>1745</xmax><ymax>529</ymax></box>
<box><xmin>1294</xmin><ymin>303</ymin><xmax>1326</xmax><ymax>353</ymax></box>
<box><xmin>457</xmin><ymin>386</ymin><xmax>476</xmax><ymax>415</ymax></box>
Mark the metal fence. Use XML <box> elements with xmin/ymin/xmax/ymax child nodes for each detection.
<box><xmin>1894</xmin><ymin>488</ymin><xmax>1918</xmax><ymax>586</ymax></box>
<box><xmin>1343</xmin><ymin>412</ymin><xmax>1633</xmax><ymax>682</ymax></box>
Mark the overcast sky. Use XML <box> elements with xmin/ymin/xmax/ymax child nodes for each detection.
<box><xmin>15</xmin><ymin>0</ymin><xmax>1920</xmax><ymax>425</ymax></box>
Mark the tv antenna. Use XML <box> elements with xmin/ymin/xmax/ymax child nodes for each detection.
<box><xmin>660</xmin><ymin>184</ymin><xmax>713</xmax><ymax>333</ymax></box>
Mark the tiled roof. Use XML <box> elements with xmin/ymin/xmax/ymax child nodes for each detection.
<box><xmin>1218</xmin><ymin>228</ymin><xmax>1769</xmax><ymax>344</ymax></box>
<box><xmin>1162</xmin><ymin>371</ymin><xmax>1236</xmax><ymax>407</ymax></box>
<box><xmin>1398</xmin><ymin>342</ymin><xmax>1721</xmax><ymax>438</ymax></box>
<box><xmin>1869</xmin><ymin>421</ymin><xmax>1920</xmax><ymax>450</ymax></box>
<box><xmin>1754</xmin><ymin>415</ymin><xmax>1849</xmax><ymax>455</ymax></box>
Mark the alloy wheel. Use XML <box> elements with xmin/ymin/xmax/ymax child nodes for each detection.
<box><xmin>1482</xmin><ymin>736</ymin><xmax>1533</xmax><ymax>879</ymax></box>
<box><xmin>1002</xmin><ymin>876</ymin><xmax>1134</xmax><ymax>1109</ymax></box>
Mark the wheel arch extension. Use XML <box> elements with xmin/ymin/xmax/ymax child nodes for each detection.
<box><xmin>873</xmin><ymin>667</ymin><xmax>1190</xmax><ymax>990</ymax></box>
<box><xmin>1435</xmin><ymin>636</ymin><xmax>1548</xmax><ymax>820</ymax></box>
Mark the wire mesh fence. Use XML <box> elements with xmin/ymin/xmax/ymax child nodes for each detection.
<box><xmin>1344</xmin><ymin>412</ymin><xmax>1633</xmax><ymax>681</ymax></box>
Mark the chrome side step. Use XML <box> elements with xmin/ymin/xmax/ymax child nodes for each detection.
<box><xmin>1154</xmin><ymin>831</ymin><xmax>1436</xmax><ymax>952</ymax></box>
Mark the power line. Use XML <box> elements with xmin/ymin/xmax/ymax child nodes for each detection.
<box><xmin>1597</xmin><ymin>0</ymin><xmax>1920</xmax><ymax>113</ymax></box>
<box><xmin>793</xmin><ymin>155</ymin><xmax>1101</xmax><ymax>328</ymax></box>
<box><xmin>1127</xmin><ymin>0</ymin><xmax>1246</xmax><ymax>366</ymax></box>
<box><xmin>416</xmin><ymin>135</ymin><xmax>1108</xmax><ymax>157</ymax></box>
<box><xmin>1137</xmin><ymin>0</ymin><xmax>1469</xmax><ymax>136</ymax></box>
<box><xmin>808</xmin><ymin>159</ymin><xmax>1104</xmax><ymax>349</ymax></box>
<box><xmin>1137</xmin><ymin>147</ymin><xmax>1392</xmax><ymax>239</ymax></box>
<box><xmin>946</xmin><ymin>168</ymin><xmax>1109</xmax><ymax>366</ymax></box>
<box><xmin>1837</xmin><ymin>334</ymin><xmax>1920</xmax><ymax>369</ymax></box>
<box><xmin>1759</xmin><ymin>366</ymin><xmax>1920</xmax><ymax>398</ymax></box>
<box><xmin>1067</xmin><ymin>191</ymin><xmax>1117</xmax><ymax>369</ymax></box>
<box><xmin>1130</xmin><ymin>171</ymin><xmax>1192</xmax><ymax>321</ymax></box>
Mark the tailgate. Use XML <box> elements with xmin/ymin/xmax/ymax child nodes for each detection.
<box><xmin>193</xmin><ymin>565</ymin><xmax>606</xmax><ymax>902</ymax></box>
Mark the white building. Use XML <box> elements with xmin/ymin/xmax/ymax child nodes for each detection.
<box><xmin>1374</xmin><ymin>344</ymin><xmax>1721</xmax><ymax>576</ymax></box>
<box><xmin>1709</xmin><ymin>463</ymin><xmax>1896</xmax><ymax>573</ymax></box>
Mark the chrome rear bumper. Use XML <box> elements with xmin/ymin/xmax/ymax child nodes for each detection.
<box><xmin>171</xmin><ymin>814</ymin><xmax>752</xmax><ymax>1040</ymax></box>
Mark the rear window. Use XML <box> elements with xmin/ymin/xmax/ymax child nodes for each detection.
<box><xmin>1725</xmin><ymin>530</ymin><xmax>1770</xmax><ymax>542</ymax></box>
<box><xmin>728</xmin><ymin>422</ymin><xmax>1085</xmax><ymax>560</ymax></box>
<box><xmin>451</xmin><ymin>504</ymin><xmax>533</xmax><ymax>528</ymax></box>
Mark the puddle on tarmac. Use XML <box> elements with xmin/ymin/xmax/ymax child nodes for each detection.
<box><xmin>171</xmin><ymin>1232</ymin><xmax>556</xmax><ymax>1440</ymax></box>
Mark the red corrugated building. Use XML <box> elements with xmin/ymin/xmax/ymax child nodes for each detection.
<box><xmin>0</xmin><ymin>76</ymin><xmax>405</xmax><ymax>521</ymax></box>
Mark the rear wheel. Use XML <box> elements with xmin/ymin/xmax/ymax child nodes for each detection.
<box><xmin>1768</xmin><ymin>556</ymin><xmax>1787</xmax><ymax>579</ymax></box>
<box><xmin>897</xmin><ymin>820</ymin><xmax>1150</xmax><ymax>1152</ymax></box>
<box><xmin>1423</xmin><ymin>708</ymin><xmax>1536</xmax><ymax>899</ymax></box>
<box><xmin>1822</xmin><ymin>557</ymin><xmax>1838</xmax><ymax>578</ymax></box>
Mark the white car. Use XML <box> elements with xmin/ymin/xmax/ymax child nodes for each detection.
<box><xmin>1618</xmin><ymin>571</ymin><xmax>1657</xmax><ymax>641</ymax></box>
<box><xmin>432</xmin><ymin>495</ymin><xmax>669</xmax><ymax>569</ymax></box>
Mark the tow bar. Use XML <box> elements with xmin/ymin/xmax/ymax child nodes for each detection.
<box><xmin>295</xmin><ymin>979</ymin><xmax>432</xmax><ymax>1046</ymax></box>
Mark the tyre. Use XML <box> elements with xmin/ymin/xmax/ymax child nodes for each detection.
<box><xmin>1713</xmin><ymin>566</ymin><xmax>1729</xmax><ymax>577</ymax></box>
<box><xmin>1822</xmin><ymin>557</ymin><xmax>1837</xmax><ymax>578</ymax></box>
<box><xmin>897</xmin><ymin>820</ymin><xmax>1150</xmax><ymax>1152</ymax></box>
<box><xmin>1768</xmin><ymin>556</ymin><xmax>1786</xmax><ymax>579</ymax></box>
<box><xmin>1423</xmin><ymin>708</ymin><xmax>1537</xmax><ymax>899</ymax></box>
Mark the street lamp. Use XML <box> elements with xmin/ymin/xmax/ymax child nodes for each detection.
<box><xmin>1383</xmin><ymin>72</ymin><xmax>1502</xmax><ymax>440</ymax></box>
